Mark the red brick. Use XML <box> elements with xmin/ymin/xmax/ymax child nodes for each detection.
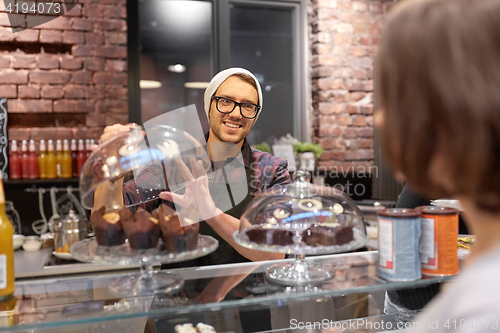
<box><xmin>352</xmin><ymin>1</ymin><xmax>367</xmax><ymax>12</ymax></box>
<box><xmin>318</xmin><ymin>139</ymin><xmax>335</xmax><ymax>150</ymax></box>
<box><xmin>318</xmin><ymin>126</ymin><xmax>342</xmax><ymax>137</ymax></box>
<box><xmin>311</xmin><ymin>67</ymin><xmax>333</xmax><ymax>79</ymax></box>
<box><xmin>348</xmin><ymin>92</ymin><xmax>367</xmax><ymax>102</ymax></box>
<box><xmin>337</xmin><ymin>115</ymin><xmax>351</xmax><ymax>126</ymax></box>
<box><xmin>84</xmin><ymin>4</ymin><xmax>105</xmax><ymax>18</ymax></box>
<box><xmin>369</xmin><ymin>2</ymin><xmax>383</xmax><ymax>13</ymax></box>
<box><xmin>358</xmin><ymin>127</ymin><xmax>374</xmax><ymax>137</ymax></box>
<box><xmin>84</xmin><ymin>32</ymin><xmax>104</xmax><ymax>45</ymax></box>
<box><xmin>0</xmin><ymin>14</ymin><xmax>24</xmax><ymax>28</ymax></box>
<box><xmin>105</xmin><ymin>6</ymin><xmax>126</xmax><ymax>19</ymax></box>
<box><xmin>317</xmin><ymin>78</ymin><xmax>343</xmax><ymax>90</ymax></box>
<box><xmin>27</xmin><ymin>16</ymin><xmax>71</xmax><ymax>30</ymax></box>
<box><xmin>41</xmin><ymin>85</ymin><xmax>63</xmax><ymax>99</ymax></box>
<box><xmin>369</xmin><ymin>23</ymin><xmax>382</xmax><ymax>35</ymax></box>
<box><xmin>72</xmin><ymin>18</ymin><xmax>93</xmax><ymax>31</ymax></box>
<box><xmin>105</xmin><ymin>112</ymin><xmax>128</xmax><ymax>125</ymax></box>
<box><xmin>333</xmin><ymin>34</ymin><xmax>353</xmax><ymax>45</ymax></box>
<box><xmin>61</xmin><ymin>57</ymin><xmax>83</xmax><ymax>70</ymax></box>
<box><xmin>0</xmin><ymin>56</ymin><xmax>10</xmax><ymax>68</ymax></box>
<box><xmin>53</xmin><ymin>100</ymin><xmax>94</xmax><ymax>112</ymax></box>
<box><xmin>353</xmin><ymin>23</ymin><xmax>368</xmax><ymax>34</ymax></box>
<box><xmin>96</xmin><ymin>99</ymin><xmax>127</xmax><ymax>113</ymax></box>
<box><xmin>30</xmin><ymin>71</ymin><xmax>70</xmax><ymax>84</ymax></box>
<box><xmin>0</xmin><ymin>13</ymin><xmax>10</xmax><ymax>26</ymax></box>
<box><xmin>0</xmin><ymin>71</ymin><xmax>28</xmax><ymax>84</ymax></box>
<box><xmin>62</xmin><ymin>85</ymin><xmax>86</xmax><ymax>98</ymax></box>
<box><xmin>93</xmin><ymin>46</ymin><xmax>127</xmax><ymax>59</ymax></box>
<box><xmin>65</xmin><ymin>4</ymin><xmax>82</xmax><ymax>16</ymax></box>
<box><xmin>38</xmin><ymin>56</ymin><xmax>59</xmax><ymax>69</ymax></box>
<box><xmin>360</xmin><ymin>105</ymin><xmax>373</xmax><ymax>114</ymax></box>
<box><xmin>94</xmin><ymin>19</ymin><xmax>126</xmax><ymax>31</ymax></box>
<box><xmin>8</xmin><ymin>100</ymin><xmax>52</xmax><ymax>112</ymax></box>
<box><xmin>14</xmin><ymin>29</ymin><xmax>39</xmax><ymax>42</ymax></box>
<box><xmin>0</xmin><ymin>27</ymin><xmax>15</xmax><ymax>42</ymax></box>
<box><xmin>72</xmin><ymin>45</ymin><xmax>93</xmax><ymax>56</ymax></box>
<box><xmin>366</xmin><ymin>46</ymin><xmax>378</xmax><ymax>57</ymax></box>
<box><xmin>84</xmin><ymin>58</ymin><xmax>104</xmax><ymax>71</ymax></box>
<box><xmin>345</xmin><ymin>105</ymin><xmax>359</xmax><ymax>114</ymax></box>
<box><xmin>104</xmin><ymin>60</ymin><xmax>126</xmax><ymax>72</ymax></box>
<box><xmin>345</xmin><ymin>149</ymin><xmax>374</xmax><ymax>160</ymax></box>
<box><xmin>360</xmin><ymin>37</ymin><xmax>379</xmax><ymax>46</ymax></box>
<box><xmin>350</xmin><ymin>47</ymin><xmax>366</xmax><ymax>57</ymax></box>
<box><xmin>85</xmin><ymin>86</ymin><xmax>105</xmax><ymax>99</ymax></box>
<box><xmin>12</xmin><ymin>55</ymin><xmax>36</xmax><ymax>69</ymax></box>
<box><xmin>105</xmin><ymin>32</ymin><xmax>127</xmax><ymax>45</ymax></box>
<box><xmin>318</xmin><ymin>103</ymin><xmax>343</xmax><ymax>115</ymax></box>
<box><xmin>320</xmin><ymin>150</ymin><xmax>346</xmax><ymax>161</ymax></box>
<box><xmin>99</xmin><ymin>0</ymin><xmax>126</xmax><ymax>5</ymax></box>
<box><xmin>0</xmin><ymin>85</ymin><xmax>17</xmax><ymax>98</ymax></box>
<box><xmin>40</xmin><ymin>30</ymin><xmax>62</xmax><ymax>43</ymax></box>
<box><xmin>62</xmin><ymin>31</ymin><xmax>84</xmax><ymax>44</ymax></box>
<box><xmin>8</xmin><ymin>128</ymin><xmax>31</xmax><ymax>141</ymax></box>
<box><xmin>104</xmin><ymin>85</ymin><xmax>127</xmax><ymax>98</ymax></box>
<box><xmin>31</xmin><ymin>127</ymin><xmax>74</xmax><ymax>141</ymax></box>
<box><xmin>85</xmin><ymin>113</ymin><xmax>106</xmax><ymax>127</ymax></box>
<box><xmin>345</xmin><ymin>80</ymin><xmax>373</xmax><ymax>91</ymax></box>
<box><xmin>93</xmin><ymin>72</ymin><xmax>127</xmax><ymax>85</ymax></box>
<box><xmin>18</xmin><ymin>85</ymin><xmax>40</xmax><ymax>99</ymax></box>
<box><xmin>71</xmin><ymin>71</ymin><xmax>93</xmax><ymax>84</ymax></box>
<box><xmin>352</xmin><ymin>115</ymin><xmax>367</xmax><ymax>126</ymax></box>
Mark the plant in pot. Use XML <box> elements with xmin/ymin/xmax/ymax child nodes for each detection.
<box><xmin>293</xmin><ymin>141</ymin><xmax>324</xmax><ymax>171</ymax></box>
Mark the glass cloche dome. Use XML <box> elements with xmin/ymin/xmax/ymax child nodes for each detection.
<box><xmin>233</xmin><ymin>170</ymin><xmax>368</xmax><ymax>284</ymax></box>
<box><xmin>79</xmin><ymin>124</ymin><xmax>211</xmax><ymax>211</ymax></box>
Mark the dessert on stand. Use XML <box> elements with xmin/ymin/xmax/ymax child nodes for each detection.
<box><xmin>234</xmin><ymin>170</ymin><xmax>368</xmax><ymax>285</ymax></box>
<box><xmin>73</xmin><ymin>125</ymin><xmax>218</xmax><ymax>296</ymax></box>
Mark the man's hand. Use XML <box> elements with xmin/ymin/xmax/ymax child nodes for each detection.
<box><xmin>94</xmin><ymin>123</ymin><xmax>139</xmax><ymax>151</ymax></box>
<box><xmin>159</xmin><ymin>157</ymin><xmax>222</xmax><ymax>223</ymax></box>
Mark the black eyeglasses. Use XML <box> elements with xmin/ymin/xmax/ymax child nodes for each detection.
<box><xmin>212</xmin><ymin>96</ymin><xmax>260</xmax><ymax>119</ymax></box>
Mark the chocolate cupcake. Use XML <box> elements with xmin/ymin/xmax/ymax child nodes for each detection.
<box><xmin>90</xmin><ymin>206</ymin><xmax>126</xmax><ymax>246</ymax></box>
<box><xmin>245</xmin><ymin>227</ymin><xmax>295</xmax><ymax>246</ymax></box>
<box><xmin>157</xmin><ymin>204</ymin><xmax>199</xmax><ymax>253</ymax></box>
<box><xmin>301</xmin><ymin>225</ymin><xmax>354</xmax><ymax>246</ymax></box>
<box><xmin>120</xmin><ymin>207</ymin><xmax>161</xmax><ymax>249</ymax></box>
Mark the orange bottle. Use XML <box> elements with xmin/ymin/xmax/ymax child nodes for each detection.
<box><xmin>38</xmin><ymin>140</ymin><xmax>47</xmax><ymax>179</ymax></box>
<box><xmin>46</xmin><ymin>140</ymin><xmax>57</xmax><ymax>179</ymax></box>
<box><xmin>0</xmin><ymin>171</ymin><xmax>15</xmax><ymax>301</ymax></box>
<box><xmin>28</xmin><ymin>140</ymin><xmax>39</xmax><ymax>179</ymax></box>
<box><xmin>60</xmin><ymin>140</ymin><xmax>72</xmax><ymax>179</ymax></box>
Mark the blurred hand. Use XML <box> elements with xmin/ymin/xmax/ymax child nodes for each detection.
<box><xmin>159</xmin><ymin>156</ymin><xmax>221</xmax><ymax>222</ymax></box>
<box><xmin>93</xmin><ymin>123</ymin><xmax>139</xmax><ymax>151</ymax></box>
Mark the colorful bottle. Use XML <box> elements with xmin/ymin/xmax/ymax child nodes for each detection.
<box><xmin>28</xmin><ymin>140</ymin><xmax>39</xmax><ymax>179</ymax></box>
<box><xmin>8</xmin><ymin>141</ymin><xmax>21</xmax><ymax>180</ymax></box>
<box><xmin>0</xmin><ymin>172</ymin><xmax>15</xmax><ymax>301</ymax></box>
<box><xmin>76</xmin><ymin>139</ymin><xmax>86</xmax><ymax>176</ymax></box>
<box><xmin>38</xmin><ymin>140</ymin><xmax>47</xmax><ymax>179</ymax></box>
<box><xmin>61</xmin><ymin>139</ymin><xmax>72</xmax><ymax>178</ymax></box>
<box><xmin>20</xmin><ymin>140</ymin><xmax>29</xmax><ymax>179</ymax></box>
<box><xmin>46</xmin><ymin>140</ymin><xmax>57</xmax><ymax>179</ymax></box>
<box><xmin>56</xmin><ymin>139</ymin><xmax>63</xmax><ymax>178</ymax></box>
<box><xmin>71</xmin><ymin>139</ymin><xmax>77</xmax><ymax>178</ymax></box>
<box><xmin>85</xmin><ymin>139</ymin><xmax>91</xmax><ymax>162</ymax></box>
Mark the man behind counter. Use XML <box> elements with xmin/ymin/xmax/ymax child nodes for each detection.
<box><xmin>95</xmin><ymin>67</ymin><xmax>289</xmax><ymax>265</ymax></box>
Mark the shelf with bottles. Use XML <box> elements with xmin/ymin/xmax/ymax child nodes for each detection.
<box><xmin>8</xmin><ymin>138</ymin><xmax>95</xmax><ymax>181</ymax></box>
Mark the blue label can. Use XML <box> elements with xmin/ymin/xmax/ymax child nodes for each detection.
<box><xmin>377</xmin><ymin>208</ymin><xmax>421</xmax><ymax>281</ymax></box>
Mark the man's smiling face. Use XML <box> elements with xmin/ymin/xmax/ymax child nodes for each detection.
<box><xmin>208</xmin><ymin>75</ymin><xmax>258</xmax><ymax>147</ymax></box>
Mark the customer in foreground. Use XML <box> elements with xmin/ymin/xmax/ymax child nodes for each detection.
<box><xmin>376</xmin><ymin>0</ymin><xmax>500</xmax><ymax>331</ymax></box>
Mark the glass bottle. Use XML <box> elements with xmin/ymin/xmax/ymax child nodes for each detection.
<box><xmin>76</xmin><ymin>139</ymin><xmax>86</xmax><ymax>176</ymax></box>
<box><xmin>61</xmin><ymin>140</ymin><xmax>72</xmax><ymax>178</ymax></box>
<box><xmin>38</xmin><ymin>140</ymin><xmax>47</xmax><ymax>179</ymax></box>
<box><xmin>28</xmin><ymin>140</ymin><xmax>38</xmax><ymax>179</ymax></box>
<box><xmin>85</xmin><ymin>139</ymin><xmax>91</xmax><ymax>162</ymax></box>
<box><xmin>0</xmin><ymin>172</ymin><xmax>15</xmax><ymax>301</ymax></box>
<box><xmin>71</xmin><ymin>139</ymin><xmax>77</xmax><ymax>178</ymax></box>
<box><xmin>56</xmin><ymin>139</ymin><xmax>63</xmax><ymax>178</ymax></box>
<box><xmin>20</xmin><ymin>140</ymin><xmax>29</xmax><ymax>179</ymax></box>
<box><xmin>46</xmin><ymin>140</ymin><xmax>57</xmax><ymax>179</ymax></box>
<box><xmin>8</xmin><ymin>141</ymin><xmax>21</xmax><ymax>180</ymax></box>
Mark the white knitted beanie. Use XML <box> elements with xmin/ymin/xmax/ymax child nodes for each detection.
<box><xmin>204</xmin><ymin>68</ymin><xmax>263</xmax><ymax>123</ymax></box>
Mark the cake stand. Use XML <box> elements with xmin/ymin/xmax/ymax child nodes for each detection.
<box><xmin>234</xmin><ymin>170</ymin><xmax>369</xmax><ymax>286</ymax></box>
<box><xmin>70</xmin><ymin>235</ymin><xmax>218</xmax><ymax>296</ymax></box>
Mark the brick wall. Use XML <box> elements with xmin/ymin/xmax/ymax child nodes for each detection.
<box><xmin>0</xmin><ymin>0</ymin><xmax>127</xmax><ymax>144</ymax></box>
<box><xmin>309</xmin><ymin>0</ymin><xmax>396</xmax><ymax>173</ymax></box>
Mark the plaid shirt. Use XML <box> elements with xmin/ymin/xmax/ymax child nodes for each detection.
<box><xmin>122</xmin><ymin>137</ymin><xmax>290</xmax><ymax>209</ymax></box>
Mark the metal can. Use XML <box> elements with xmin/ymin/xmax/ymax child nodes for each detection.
<box><xmin>377</xmin><ymin>208</ymin><xmax>422</xmax><ymax>281</ymax></box>
<box><xmin>416</xmin><ymin>206</ymin><xmax>459</xmax><ymax>276</ymax></box>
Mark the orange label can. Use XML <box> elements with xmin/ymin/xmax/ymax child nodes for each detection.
<box><xmin>416</xmin><ymin>206</ymin><xmax>459</xmax><ymax>276</ymax></box>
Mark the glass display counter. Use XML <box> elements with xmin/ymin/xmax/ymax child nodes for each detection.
<box><xmin>2</xmin><ymin>251</ymin><xmax>454</xmax><ymax>332</ymax></box>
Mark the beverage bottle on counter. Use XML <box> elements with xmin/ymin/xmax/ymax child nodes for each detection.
<box><xmin>8</xmin><ymin>140</ymin><xmax>21</xmax><ymax>180</ymax></box>
<box><xmin>85</xmin><ymin>139</ymin><xmax>91</xmax><ymax>161</ymax></box>
<box><xmin>28</xmin><ymin>140</ymin><xmax>39</xmax><ymax>179</ymax></box>
<box><xmin>38</xmin><ymin>140</ymin><xmax>47</xmax><ymax>179</ymax></box>
<box><xmin>0</xmin><ymin>172</ymin><xmax>15</xmax><ymax>302</ymax></box>
<box><xmin>60</xmin><ymin>140</ymin><xmax>72</xmax><ymax>179</ymax></box>
<box><xmin>56</xmin><ymin>139</ymin><xmax>63</xmax><ymax>178</ymax></box>
<box><xmin>20</xmin><ymin>140</ymin><xmax>29</xmax><ymax>179</ymax></box>
<box><xmin>46</xmin><ymin>140</ymin><xmax>57</xmax><ymax>179</ymax></box>
<box><xmin>71</xmin><ymin>139</ymin><xmax>78</xmax><ymax>178</ymax></box>
<box><xmin>76</xmin><ymin>139</ymin><xmax>86</xmax><ymax>176</ymax></box>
